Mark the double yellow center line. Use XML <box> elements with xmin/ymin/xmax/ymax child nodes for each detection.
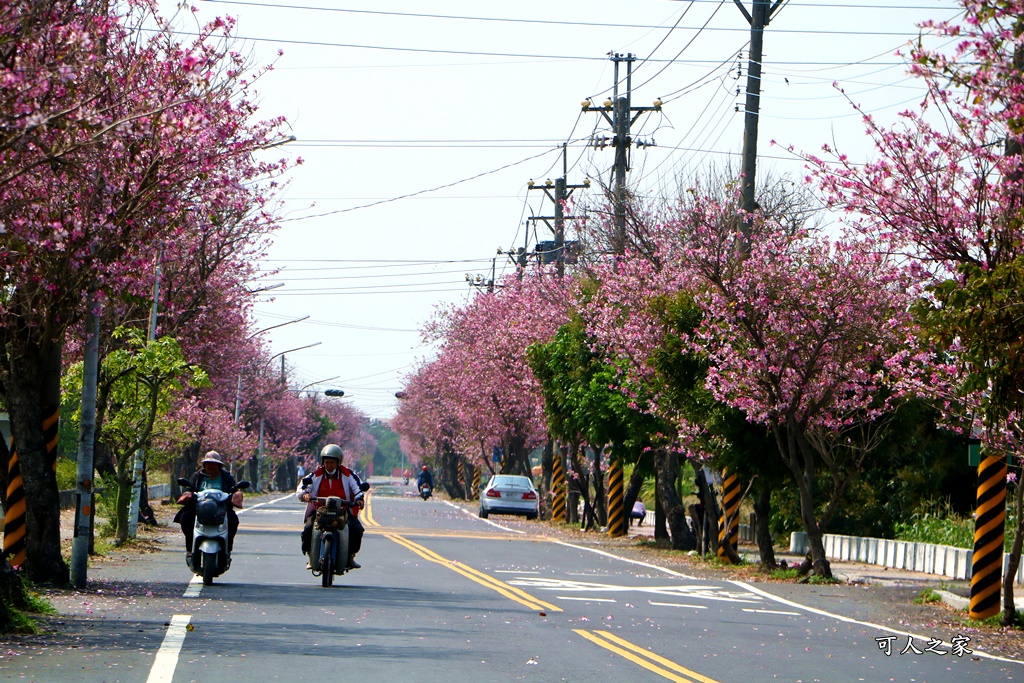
<box><xmin>365</xmin><ymin>492</ymin><xmax>719</xmax><ymax>683</ymax></box>
<box><xmin>574</xmin><ymin>630</ymin><xmax>722</xmax><ymax>683</ymax></box>
<box><xmin>385</xmin><ymin>533</ymin><xmax>562</xmax><ymax>613</ymax></box>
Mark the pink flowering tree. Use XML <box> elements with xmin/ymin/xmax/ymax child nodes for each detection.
<box><xmin>0</xmin><ymin>2</ymin><xmax>293</xmax><ymax>582</ymax></box>
<box><xmin>803</xmin><ymin>0</ymin><xmax>1024</xmax><ymax>612</ymax></box>
<box><xmin>395</xmin><ymin>272</ymin><xmax>570</xmax><ymax>497</ymax></box>
<box><xmin>679</xmin><ymin>207</ymin><xmax>924</xmax><ymax>577</ymax></box>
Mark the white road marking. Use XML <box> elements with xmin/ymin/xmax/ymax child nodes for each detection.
<box><xmin>732</xmin><ymin>580</ymin><xmax>1024</xmax><ymax>666</ymax></box>
<box><xmin>558</xmin><ymin>596</ymin><xmax>617</xmax><ymax>602</ymax></box>
<box><xmin>509</xmin><ymin>577</ymin><xmax>763</xmax><ymax>604</ymax></box>
<box><xmin>494</xmin><ymin>570</ymin><xmax>540</xmax><ymax>574</ymax></box>
<box><xmin>146</xmin><ymin>614</ymin><xmax>191</xmax><ymax>683</ymax></box>
<box><xmin>183</xmin><ymin>575</ymin><xmax>203</xmax><ymax>598</ymax></box>
<box><xmin>444</xmin><ymin>500</ymin><xmax>526</xmax><ymax>534</ymax></box>
<box><xmin>649</xmin><ymin>601</ymin><xmax>708</xmax><ymax>609</ymax></box>
<box><xmin>237</xmin><ymin>493</ymin><xmax>297</xmax><ymax>514</ymax></box>
<box><xmin>742</xmin><ymin>608</ymin><xmax>802</xmax><ymax>616</ymax></box>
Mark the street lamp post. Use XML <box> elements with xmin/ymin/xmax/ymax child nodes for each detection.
<box><xmin>247</xmin><ymin>342</ymin><xmax>321</xmax><ymax>490</ymax></box>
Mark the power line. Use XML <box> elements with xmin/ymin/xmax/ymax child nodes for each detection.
<box><xmin>279</xmin><ymin>148</ymin><xmax>559</xmax><ymax>222</ymax></box>
<box><xmin>159</xmin><ymin>27</ymin><xmax>931</xmax><ymax>66</ymax></box>
<box><xmin>204</xmin><ymin>0</ymin><xmax>961</xmax><ymax>36</ymax></box>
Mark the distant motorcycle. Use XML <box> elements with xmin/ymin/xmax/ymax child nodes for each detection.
<box><xmin>419</xmin><ymin>484</ymin><xmax>432</xmax><ymax>500</ymax></box>
<box><xmin>177</xmin><ymin>477</ymin><xmax>250</xmax><ymax>586</ymax></box>
<box><xmin>308</xmin><ymin>493</ymin><xmax>363</xmax><ymax>587</ymax></box>
<box><xmin>403</xmin><ymin>477</ymin><xmax>409</xmax><ymax>486</ymax></box>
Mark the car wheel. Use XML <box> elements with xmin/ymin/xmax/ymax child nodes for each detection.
<box><xmin>526</xmin><ymin>512</ymin><xmax>537</xmax><ymax>521</ymax></box>
<box><xmin>479</xmin><ymin>506</ymin><xmax>488</xmax><ymax>519</ymax></box>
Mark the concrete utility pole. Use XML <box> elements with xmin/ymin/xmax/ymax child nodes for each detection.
<box><xmin>734</xmin><ymin>0</ymin><xmax>784</xmax><ymax>236</ymax></box>
<box><xmin>71</xmin><ymin>294</ymin><xmax>101</xmax><ymax>587</ymax></box>
<box><xmin>527</xmin><ymin>146</ymin><xmax>589</xmax><ymax>277</ymax></box>
<box><xmin>582</xmin><ymin>53</ymin><xmax>662</xmax><ymax>255</ymax></box>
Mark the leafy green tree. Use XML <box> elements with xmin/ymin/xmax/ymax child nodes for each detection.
<box><xmin>63</xmin><ymin>328</ymin><xmax>208</xmax><ymax>544</ymax></box>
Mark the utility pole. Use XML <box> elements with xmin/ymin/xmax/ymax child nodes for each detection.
<box><xmin>735</xmin><ymin>0</ymin><xmax>784</xmax><ymax>237</ymax></box>
<box><xmin>71</xmin><ymin>294</ymin><xmax>101</xmax><ymax>587</ymax></box>
<box><xmin>582</xmin><ymin>53</ymin><xmax>662</xmax><ymax>255</ymax></box>
<box><xmin>527</xmin><ymin>145</ymin><xmax>590</xmax><ymax>277</ymax></box>
<box><xmin>128</xmin><ymin>243</ymin><xmax>162</xmax><ymax>538</ymax></box>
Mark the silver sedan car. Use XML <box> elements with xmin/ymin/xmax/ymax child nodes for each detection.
<box><xmin>479</xmin><ymin>474</ymin><xmax>539</xmax><ymax>520</ymax></box>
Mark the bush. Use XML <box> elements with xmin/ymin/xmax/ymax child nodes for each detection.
<box><xmin>893</xmin><ymin>498</ymin><xmax>975</xmax><ymax>548</ymax></box>
<box><xmin>55</xmin><ymin>457</ymin><xmax>77</xmax><ymax>491</ymax></box>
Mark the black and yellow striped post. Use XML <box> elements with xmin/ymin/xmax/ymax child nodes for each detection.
<box><xmin>970</xmin><ymin>453</ymin><xmax>1007</xmax><ymax>620</ymax></box>
<box><xmin>472</xmin><ymin>466</ymin><xmax>481</xmax><ymax>500</ymax></box>
<box><xmin>4</xmin><ymin>445</ymin><xmax>26</xmax><ymax>567</ymax></box>
<box><xmin>4</xmin><ymin>407</ymin><xmax>61</xmax><ymax>568</ymax></box>
<box><xmin>607</xmin><ymin>457</ymin><xmax>625</xmax><ymax>537</ymax></box>
<box><xmin>717</xmin><ymin>469</ymin><xmax>740</xmax><ymax>563</ymax></box>
<box><xmin>551</xmin><ymin>449</ymin><xmax>566</xmax><ymax>523</ymax></box>
<box><xmin>44</xmin><ymin>406</ymin><xmax>59</xmax><ymax>474</ymax></box>
<box><xmin>457</xmin><ymin>459</ymin><xmax>466</xmax><ymax>498</ymax></box>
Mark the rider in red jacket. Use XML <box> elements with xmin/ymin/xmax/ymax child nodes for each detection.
<box><xmin>298</xmin><ymin>444</ymin><xmax>364</xmax><ymax>569</ymax></box>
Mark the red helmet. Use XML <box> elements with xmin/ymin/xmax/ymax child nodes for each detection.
<box><xmin>422</xmin><ymin>465</ymin><xmax>428</xmax><ymax>471</ymax></box>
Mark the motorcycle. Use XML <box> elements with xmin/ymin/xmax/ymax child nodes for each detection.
<box><xmin>419</xmin><ymin>484</ymin><xmax>432</xmax><ymax>500</ymax></box>
<box><xmin>403</xmin><ymin>477</ymin><xmax>409</xmax><ymax>486</ymax></box>
<box><xmin>308</xmin><ymin>493</ymin><xmax>363</xmax><ymax>587</ymax></box>
<box><xmin>177</xmin><ymin>477</ymin><xmax>250</xmax><ymax>586</ymax></box>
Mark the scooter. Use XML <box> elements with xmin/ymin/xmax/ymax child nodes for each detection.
<box><xmin>419</xmin><ymin>484</ymin><xmax>432</xmax><ymax>500</ymax></box>
<box><xmin>308</xmin><ymin>493</ymin><xmax>363</xmax><ymax>587</ymax></box>
<box><xmin>177</xmin><ymin>478</ymin><xmax>250</xmax><ymax>585</ymax></box>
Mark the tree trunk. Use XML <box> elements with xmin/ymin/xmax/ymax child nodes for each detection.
<box><xmin>693</xmin><ymin>462</ymin><xmax>721</xmax><ymax>557</ymax></box>
<box><xmin>0</xmin><ymin>432</ymin><xmax>9</xmax><ymax>512</ymax></box>
<box><xmin>782</xmin><ymin>426</ymin><xmax>832</xmax><ymax>578</ymax></box>
<box><xmin>754</xmin><ymin>480</ymin><xmax>777</xmax><ymax>571</ymax></box>
<box><xmin>115</xmin><ymin>451</ymin><xmax>131</xmax><ymax>545</ymax></box>
<box><xmin>3</xmin><ymin>334</ymin><xmax>68</xmax><ymax>584</ymax></box>
<box><xmin>622</xmin><ymin>455</ymin><xmax>645</xmax><ymax>530</ymax></box>
<box><xmin>592</xmin><ymin>447</ymin><xmax>607</xmax><ymax>527</ymax></box>
<box><xmin>654</xmin><ymin>469</ymin><xmax>669</xmax><ymax>541</ymax></box>
<box><xmin>439</xmin><ymin>448</ymin><xmax>462</xmax><ymax>498</ymax></box>
<box><xmin>654</xmin><ymin>449</ymin><xmax>696</xmax><ymax>550</ymax></box>
<box><xmin>540</xmin><ymin>438</ymin><xmax>553</xmax><ymax>520</ymax></box>
<box><xmin>1003</xmin><ymin>475</ymin><xmax>1023</xmax><ymax>627</ymax></box>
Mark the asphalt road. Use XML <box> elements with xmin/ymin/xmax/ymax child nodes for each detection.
<box><xmin>4</xmin><ymin>483</ymin><xmax>1024</xmax><ymax>682</ymax></box>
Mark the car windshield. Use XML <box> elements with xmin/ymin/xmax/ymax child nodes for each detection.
<box><xmin>491</xmin><ymin>475</ymin><xmax>532</xmax><ymax>488</ymax></box>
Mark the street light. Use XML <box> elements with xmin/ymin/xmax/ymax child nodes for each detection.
<box><xmin>269</xmin><ymin>342</ymin><xmax>322</xmax><ymax>383</ymax></box>
<box><xmin>237</xmin><ymin>317</ymin><xmax>312</xmax><ymax>423</ymax></box>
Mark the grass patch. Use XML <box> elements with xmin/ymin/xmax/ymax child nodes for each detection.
<box><xmin>805</xmin><ymin>574</ymin><xmax>841</xmax><ymax>585</ymax></box>
<box><xmin>915</xmin><ymin>589</ymin><xmax>942</xmax><ymax>605</ymax></box>
<box><xmin>770</xmin><ymin>567</ymin><xmax>800</xmax><ymax>580</ymax></box>
<box><xmin>957</xmin><ymin>610</ymin><xmax>1024</xmax><ymax>629</ymax></box>
<box><xmin>1</xmin><ymin>575</ymin><xmax>56</xmax><ymax>635</ymax></box>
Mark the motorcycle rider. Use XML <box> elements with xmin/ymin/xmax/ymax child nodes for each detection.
<box><xmin>298</xmin><ymin>444</ymin><xmax>364</xmax><ymax>569</ymax></box>
<box><xmin>174</xmin><ymin>451</ymin><xmax>242</xmax><ymax>563</ymax></box>
<box><xmin>416</xmin><ymin>464</ymin><xmax>433</xmax><ymax>494</ymax></box>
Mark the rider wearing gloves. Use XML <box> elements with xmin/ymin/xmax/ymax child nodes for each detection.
<box><xmin>299</xmin><ymin>444</ymin><xmax>364</xmax><ymax>569</ymax></box>
<box><xmin>174</xmin><ymin>451</ymin><xmax>241</xmax><ymax>561</ymax></box>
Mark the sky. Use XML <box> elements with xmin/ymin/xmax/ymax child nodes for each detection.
<box><xmin>166</xmin><ymin>0</ymin><xmax>965</xmax><ymax>421</ymax></box>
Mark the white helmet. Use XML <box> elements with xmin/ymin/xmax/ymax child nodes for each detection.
<box><xmin>320</xmin><ymin>444</ymin><xmax>343</xmax><ymax>464</ymax></box>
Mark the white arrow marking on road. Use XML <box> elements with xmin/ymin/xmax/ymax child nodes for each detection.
<box><xmin>508</xmin><ymin>577</ymin><xmax>763</xmax><ymax>604</ymax></box>
<box><xmin>146</xmin><ymin>614</ymin><xmax>191</xmax><ymax>683</ymax></box>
